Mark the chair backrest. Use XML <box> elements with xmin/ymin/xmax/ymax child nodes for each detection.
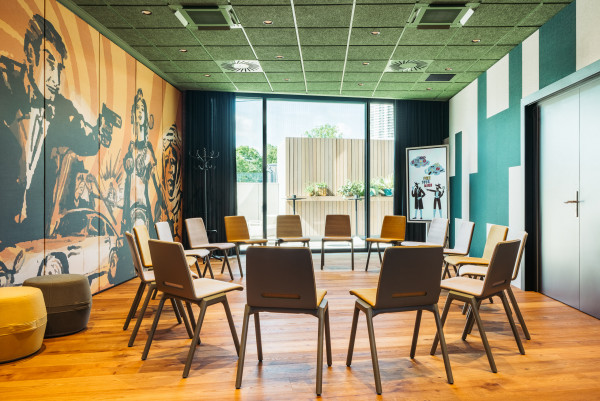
<box><xmin>506</xmin><ymin>229</ymin><xmax>528</xmax><ymax>280</ymax></box>
<box><xmin>324</xmin><ymin>214</ymin><xmax>351</xmax><ymax>237</ymax></box>
<box><xmin>480</xmin><ymin>240</ymin><xmax>521</xmax><ymax>298</ymax></box>
<box><xmin>426</xmin><ymin>218</ymin><xmax>449</xmax><ymax>245</ymax></box>
<box><xmin>155</xmin><ymin>221</ymin><xmax>174</xmax><ymax>242</ymax></box>
<box><xmin>453</xmin><ymin>220</ymin><xmax>475</xmax><ymax>254</ymax></box>
<box><xmin>133</xmin><ymin>225</ymin><xmax>153</xmax><ymax>268</ymax></box>
<box><xmin>482</xmin><ymin>224</ymin><xmax>508</xmax><ymax>260</ymax></box>
<box><xmin>379</xmin><ymin>215</ymin><xmax>406</xmax><ymax>240</ymax></box>
<box><xmin>125</xmin><ymin>232</ymin><xmax>151</xmax><ymax>282</ymax></box>
<box><xmin>185</xmin><ymin>217</ymin><xmax>210</xmax><ymax>248</ymax></box>
<box><xmin>276</xmin><ymin>215</ymin><xmax>303</xmax><ymax>238</ymax></box>
<box><xmin>374</xmin><ymin>246</ymin><xmax>444</xmax><ymax>309</ymax></box>
<box><xmin>224</xmin><ymin>216</ymin><xmax>250</xmax><ymax>242</ymax></box>
<box><xmin>148</xmin><ymin>239</ymin><xmax>196</xmax><ymax>300</ymax></box>
<box><xmin>245</xmin><ymin>246</ymin><xmax>318</xmax><ymax>309</ymax></box>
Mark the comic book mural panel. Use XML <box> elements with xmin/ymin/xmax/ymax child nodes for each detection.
<box><xmin>0</xmin><ymin>0</ymin><xmax>183</xmax><ymax>293</ymax></box>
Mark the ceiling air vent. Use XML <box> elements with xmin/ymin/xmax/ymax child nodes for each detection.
<box><xmin>426</xmin><ymin>74</ymin><xmax>455</xmax><ymax>82</ymax></box>
<box><xmin>174</xmin><ymin>5</ymin><xmax>240</xmax><ymax>30</ymax></box>
<box><xmin>219</xmin><ymin>60</ymin><xmax>263</xmax><ymax>73</ymax></box>
<box><xmin>385</xmin><ymin>60</ymin><xmax>432</xmax><ymax>73</ymax></box>
<box><xmin>407</xmin><ymin>3</ymin><xmax>478</xmax><ymax>29</ymax></box>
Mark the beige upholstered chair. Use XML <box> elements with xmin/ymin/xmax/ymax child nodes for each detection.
<box><xmin>236</xmin><ymin>246</ymin><xmax>331</xmax><ymax>396</ymax></box>
<box><xmin>142</xmin><ymin>239</ymin><xmax>243</xmax><ymax>378</ymax></box>
<box><xmin>276</xmin><ymin>215</ymin><xmax>309</xmax><ymax>247</ymax></box>
<box><xmin>459</xmin><ymin>229</ymin><xmax>530</xmax><ymax>339</ymax></box>
<box><xmin>224</xmin><ymin>216</ymin><xmax>268</xmax><ymax>275</ymax></box>
<box><xmin>321</xmin><ymin>214</ymin><xmax>354</xmax><ymax>270</ymax></box>
<box><xmin>364</xmin><ymin>215</ymin><xmax>406</xmax><ymax>271</ymax></box>
<box><xmin>347</xmin><ymin>246</ymin><xmax>452</xmax><ymax>394</ymax></box>
<box><xmin>401</xmin><ymin>217</ymin><xmax>449</xmax><ymax>247</ymax></box>
<box><xmin>185</xmin><ymin>217</ymin><xmax>237</xmax><ymax>279</ymax></box>
<box><xmin>155</xmin><ymin>221</ymin><xmax>212</xmax><ymax>278</ymax></box>
<box><xmin>444</xmin><ymin>224</ymin><xmax>507</xmax><ymax>278</ymax></box>
<box><xmin>431</xmin><ymin>240</ymin><xmax>525</xmax><ymax>373</ymax></box>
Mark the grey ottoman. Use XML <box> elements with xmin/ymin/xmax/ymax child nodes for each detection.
<box><xmin>23</xmin><ymin>274</ymin><xmax>92</xmax><ymax>338</ymax></box>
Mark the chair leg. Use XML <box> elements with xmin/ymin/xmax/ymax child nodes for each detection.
<box><xmin>235</xmin><ymin>305</ymin><xmax>251</xmax><ymax>389</ymax></box>
<box><xmin>346</xmin><ymin>304</ymin><xmax>360</xmax><ymax>367</ymax></box>
<box><xmin>129</xmin><ymin>282</ymin><xmax>155</xmax><ymax>347</ymax></box>
<box><xmin>316</xmin><ymin>306</ymin><xmax>325</xmax><ymax>396</ymax></box>
<box><xmin>176</xmin><ymin>299</ymin><xmax>193</xmax><ymax>339</ymax></box>
<box><xmin>506</xmin><ymin>287</ymin><xmax>531</xmax><ymax>340</ymax></box>
<box><xmin>325</xmin><ymin>306</ymin><xmax>332</xmax><ymax>367</ymax></box>
<box><xmin>151</xmin><ymin>286</ymin><xmax>158</xmax><ymax>300</ymax></box>
<box><xmin>235</xmin><ymin>245</ymin><xmax>243</xmax><ymax>273</ymax></box>
<box><xmin>171</xmin><ymin>298</ymin><xmax>183</xmax><ymax>324</ymax></box>
<box><xmin>462</xmin><ymin>299</ymin><xmax>480</xmax><ymax>340</ymax></box>
<box><xmin>320</xmin><ymin>240</ymin><xmax>325</xmax><ymax>270</ymax></box>
<box><xmin>432</xmin><ymin>306</ymin><xmax>454</xmax><ymax>384</ymax></box>
<box><xmin>141</xmin><ymin>294</ymin><xmax>166</xmax><ymax>360</ymax></box>
<box><xmin>350</xmin><ymin>239</ymin><xmax>354</xmax><ymax>271</ymax></box>
<box><xmin>205</xmin><ymin>256</ymin><xmax>215</xmax><ymax>279</ymax></box>
<box><xmin>442</xmin><ymin>262</ymin><xmax>450</xmax><ymax>279</ymax></box>
<box><xmin>183</xmin><ymin>300</ymin><xmax>208</xmax><ymax>378</ymax></box>
<box><xmin>499</xmin><ymin>292</ymin><xmax>525</xmax><ymax>355</ymax></box>
<box><xmin>223</xmin><ymin>251</ymin><xmax>234</xmax><ymax>280</ymax></box>
<box><xmin>185</xmin><ymin>302</ymin><xmax>198</xmax><ymax>339</ymax></box>
<box><xmin>222</xmin><ymin>297</ymin><xmax>240</xmax><ymax>355</ymax></box>
<box><xmin>376</xmin><ymin>242</ymin><xmax>382</xmax><ymax>264</ymax></box>
<box><xmin>194</xmin><ymin>260</ymin><xmax>203</xmax><ymax>278</ymax></box>
<box><xmin>365</xmin><ymin>308</ymin><xmax>382</xmax><ymax>395</ymax></box>
<box><xmin>124</xmin><ymin>281</ymin><xmax>146</xmax><ymax>330</ymax></box>
<box><xmin>365</xmin><ymin>242</ymin><xmax>372</xmax><ymax>271</ymax></box>
<box><xmin>431</xmin><ymin>293</ymin><xmax>453</xmax><ymax>355</ymax></box>
<box><xmin>410</xmin><ymin>310</ymin><xmax>422</xmax><ymax>359</ymax></box>
<box><xmin>469</xmin><ymin>297</ymin><xmax>497</xmax><ymax>373</ymax></box>
<box><xmin>254</xmin><ymin>313</ymin><xmax>263</xmax><ymax>361</ymax></box>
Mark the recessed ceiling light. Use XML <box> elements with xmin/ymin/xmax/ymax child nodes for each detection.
<box><xmin>141</xmin><ymin>10</ymin><xmax>152</xmax><ymax>15</ymax></box>
<box><xmin>284</xmin><ymin>78</ymin><xmax>290</xmax><ymax>81</ymax></box>
<box><xmin>362</xmin><ymin>62</ymin><xmax>370</xmax><ymax>65</ymax></box>
<box><xmin>472</xmin><ymin>39</ymin><xmax>481</xmax><ymax>43</ymax></box>
<box><xmin>275</xmin><ymin>55</ymin><xmax>284</xmax><ymax>59</ymax></box>
<box><xmin>370</xmin><ymin>31</ymin><xmax>381</xmax><ymax>35</ymax></box>
<box><xmin>204</xmin><ymin>74</ymin><xmax>211</xmax><ymax>77</ymax></box>
<box><xmin>179</xmin><ymin>49</ymin><xmax>187</xmax><ymax>53</ymax></box>
<box><xmin>426</xmin><ymin>87</ymin><xmax>433</xmax><ymax>91</ymax></box>
<box><xmin>358</xmin><ymin>83</ymin><xmax>364</xmax><ymax>86</ymax></box>
<box><xmin>445</xmin><ymin>67</ymin><xmax>453</xmax><ymax>71</ymax></box>
<box><xmin>263</xmin><ymin>20</ymin><xmax>273</xmax><ymax>25</ymax></box>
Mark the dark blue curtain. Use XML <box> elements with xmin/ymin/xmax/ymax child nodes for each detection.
<box><xmin>183</xmin><ymin>91</ymin><xmax>237</xmax><ymax>244</ymax></box>
<box><xmin>394</xmin><ymin>100</ymin><xmax>449</xmax><ymax>241</ymax></box>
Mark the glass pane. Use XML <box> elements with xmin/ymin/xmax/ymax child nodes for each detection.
<box><xmin>369</xmin><ymin>102</ymin><xmax>395</xmax><ymax>239</ymax></box>
<box><xmin>266</xmin><ymin>99</ymin><xmax>366</xmax><ymax>250</ymax></box>
<box><xmin>236</xmin><ymin>97</ymin><xmax>263</xmax><ymax>240</ymax></box>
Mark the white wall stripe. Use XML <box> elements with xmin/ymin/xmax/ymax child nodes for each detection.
<box><xmin>486</xmin><ymin>54</ymin><xmax>510</xmax><ymax>118</ymax></box>
<box><xmin>522</xmin><ymin>30</ymin><xmax>540</xmax><ymax>98</ymax></box>
<box><xmin>576</xmin><ymin>0</ymin><xmax>600</xmax><ymax>71</ymax></box>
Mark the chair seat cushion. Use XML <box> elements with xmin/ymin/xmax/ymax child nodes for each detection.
<box><xmin>440</xmin><ymin>277</ymin><xmax>484</xmax><ymax>296</ymax></box>
<box><xmin>139</xmin><ymin>269</ymin><xmax>155</xmax><ymax>283</ymax></box>
<box><xmin>443</xmin><ymin>248</ymin><xmax>468</xmax><ymax>256</ymax></box>
<box><xmin>192</xmin><ymin>242</ymin><xmax>236</xmax><ymax>250</ymax></box>
<box><xmin>323</xmin><ymin>236</ymin><xmax>352</xmax><ymax>242</ymax></box>
<box><xmin>366</xmin><ymin>237</ymin><xmax>402</xmax><ymax>243</ymax></box>
<box><xmin>445</xmin><ymin>255</ymin><xmax>489</xmax><ymax>267</ymax></box>
<box><xmin>349</xmin><ymin>288</ymin><xmax>377</xmax><ymax>307</ymax></box>
<box><xmin>184</xmin><ymin>249</ymin><xmax>210</xmax><ymax>258</ymax></box>
<box><xmin>401</xmin><ymin>241</ymin><xmax>438</xmax><ymax>246</ymax></box>
<box><xmin>316</xmin><ymin>289</ymin><xmax>327</xmax><ymax>306</ymax></box>
<box><xmin>192</xmin><ymin>278</ymin><xmax>243</xmax><ymax>299</ymax></box>
<box><xmin>278</xmin><ymin>237</ymin><xmax>310</xmax><ymax>243</ymax></box>
<box><xmin>237</xmin><ymin>239</ymin><xmax>268</xmax><ymax>245</ymax></box>
<box><xmin>459</xmin><ymin>264</ymin><xmax>488</xmax><ymax>277</ymax></box>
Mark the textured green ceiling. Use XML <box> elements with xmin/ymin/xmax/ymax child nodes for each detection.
<box><xmin>62</xmin><ymin>0</ymin><xmax>573</xmax><ymax>100</ymax></box>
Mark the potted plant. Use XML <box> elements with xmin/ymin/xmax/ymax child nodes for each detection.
<box><xmin>305</xmin><ymin>183</ymin><xmax>316</xmax><ymax>196</ymax></box>
<box><xmin>382</xmin><ymin>176</ymin><xmax>394</xmax><ymax>196</ymax></box>
<box><xmin>338</xmin><ymin>180</ymin><xmax>364</xmax><ymax>198</ymax></box>
<box><xmin>369</xmin><ymin>177</ymin><xmax>385</xmax><ymax>196</ymax></box>
<box><xmin>315</xmin><ymin>182</ymin><xmax>328</xmax><ymax>196</ymax></box>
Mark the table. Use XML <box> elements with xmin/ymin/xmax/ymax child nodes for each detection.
<box><xmin>345</xmin><ymin>196</ymin><xmax>364</xmax><ymax>237</ymax></box>
<box><xmin>286</xmin><ymin>195</ymin><xmax>306</xmax><ymax>215</ymax></box>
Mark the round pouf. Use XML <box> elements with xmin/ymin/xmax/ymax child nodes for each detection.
<box><xmin>23</xmin><ymin>274</ymin><xmax>92</xmax><ymax>338</ymax></box>
<box><xmin>0</xmin><ymin>287</ymin><xmax>47</xmax><ymax>363</ymax></box>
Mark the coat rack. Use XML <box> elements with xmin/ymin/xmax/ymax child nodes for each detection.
<box><xmin>191</xmin><ymin>147</ymin><xmax>220</xmax><ymax>228</ymax></box>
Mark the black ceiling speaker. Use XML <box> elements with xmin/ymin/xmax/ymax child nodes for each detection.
<box><xmin>426</xmin><ymin>74</ymin><xmax>455</xmax><ymax>82</ymax></box>
<box><xmin>385</xmin><ymin>60</ymin><xmax>432</xmax><ymax>73</ymax></box>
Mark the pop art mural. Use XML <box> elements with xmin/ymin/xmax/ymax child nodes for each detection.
<box><xmin>0</xmin><ymin>0</ymin><xmax>183</xmax><ymax>293</ymax></box>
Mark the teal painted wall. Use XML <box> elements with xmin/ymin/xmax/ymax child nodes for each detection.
<box><xmin>539</xmin><ymin>2</ymin><xmax>577</xmax><ymax>89</ymax></box>
<box><xmin>449</xmin><ymin>132</ymin><xmax>462</xmax><ymax>248</ymax></box>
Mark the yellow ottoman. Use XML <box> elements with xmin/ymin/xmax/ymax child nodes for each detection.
<box><xmin>0</xmin><ymin>287</ymin><xmax>47</xmax><ymax>363</ymax></box>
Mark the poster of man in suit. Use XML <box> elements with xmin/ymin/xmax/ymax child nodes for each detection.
<box><xmin>406</xmin><ymin>145</ymin><xmax>449</xmax><ymax>222</ymax></box>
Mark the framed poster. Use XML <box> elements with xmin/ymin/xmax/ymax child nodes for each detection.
<box><xmin>406</xmin><ymin>145</ymin><xmax>449</xmax><ymax>223</ymax></box>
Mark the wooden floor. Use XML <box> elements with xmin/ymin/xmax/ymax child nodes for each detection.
<box><xmin>2</xmin><ymin>253</ymin><xmax>600</xmax><ymax>401</ymax></box>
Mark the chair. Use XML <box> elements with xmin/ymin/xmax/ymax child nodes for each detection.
<box><xmin>321</xmin><ymin>214</ymin><xmax>354</xmax><ymax>270</ymax></box>
<box><xmin>224</xmin><ymin>216</ymin><xmax>268</xmax><ymax>275</ymax></box>
<box><xmin>185</xmin><ymin>217</ymin><xmax>237</xmax><ymax>280</ymax></box>
<box><xmin>443</xmin><ymin>224</ymin><xmax>507</xmax><ymax>278</ymax></box>
<box><xmin>235</xmin><ymin>246</ymin><xmax>331</xmax><ymax>396</ymax></box>
<box><xmin>364</xmin><ymin>215</ymin><xmax>406</xmax><ymax>271</ymax></box>
<box><xmin>143</xmin><ymin>239</ymin><xmax>243</xmax><ymax>378</ymax></box>
<box><xmin>276</xmin><ymin>215</ymin><xmax>310</xmax><ymax>247</ymax></box>
<box><xmin>401</xmin><ymin>217</ymin><xmax>449</xmax><ymax>247</ymax></box>
<box><xmin>156</xmin><ymin>221</ymin><xmax>213</xmax><ymax>278</ymax></box>
<box><xmin>347</xmin><ymin>246</ymin><xmax>452</xmax><ymax>394</ymax></box>
<box><xmin>439</xmin><ymin>220</ymin><xmax>475</xmax><ymax>278</ymax></box>
<box><xmin>431</xmin><ymin>240</ymin><xmax>525</xmax><ymax>373</ymax></box>
<box><xmin>459</xmin><ymin>229</ymin><xmax>530</xmax><ymax>339</ymax></box>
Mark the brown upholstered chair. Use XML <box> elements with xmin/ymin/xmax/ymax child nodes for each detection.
<box><xmin>431</xmin><ymin>240</ymin><xmax>525</xmax><ymax>373</ymax></box>
<box><xmin>224</xmin><ymin>216</ymin><xmax>268</xmax><ymax>275</ymax></box>
<box><xmin>364</xmin><ymin>215</ymin><xmax>406</xmax><ymax>271</ymax></box>
<box><xmin>235</xmin><ymin>246</ymin><xmax>331</xmax><ymax>396</ymax></box>
<box><xmin>185</xmin><ymin>217</ymin><xmax>237</xmax><ymax>279</ymax></box>
<box><xmin>155</xmin><ymin>221</ymin><xmax>212</xmax><ymax>278</ymax></box>
<box><xmin>276</xmin><ymin>215</ymin><xmax>309</xmax><ymax>247</ymax></box>
<box><xmin>321</xmin><ymin>214</ymin><xmax>354</xmax><ymax>270</ymax></box>
<box><xmin>143</xmin><ymin>239</ymin><xmax>243</xmax><ymax>378</ymax></box>
<box><xmin>347</xmin><ymin>246</ymin><xmax>452</xmax><ymax>394</ymax></box>
<box><xmin>444</xmin><ymin>224</ymin><xmax>507</xmax><ymax>278</ymax></box>
<box><xmin>401</xmin><ymin>217</ymin><xmax>449</xmax><ymax>247</ymax></box>
<box><xmin>459</xmin><ymin>229</ymin><xmax>530</xmax><ymax>339</ymax></box>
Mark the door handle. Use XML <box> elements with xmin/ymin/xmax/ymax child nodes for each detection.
<box><xmin>564</xmin><ymin>191</ymin><xmax>580</xmax><ymax>217</ymax></box>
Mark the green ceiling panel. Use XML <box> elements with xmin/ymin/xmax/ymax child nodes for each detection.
<box><xmin>254</xmin><ymin>46</ymin><xmax>301</xmax><ymax>61</ymax></box>
<box><xmin>496</xmin><ymin>27</ymin><xmax>538</xmax><ymax>45</ymax></box>
<box><xmin>343</xmin><ymin>72</ymin><xmax>382</xmax><ymax>81</ymax></box>
<box><xmin>180</xmin><ymin>82</ymin><xmax>237</xmax><ymax>91</ymax></box>
<box><xmin>302</xmin><ymin>46</ymin><xmax>347</xmax><ymax>60</ymax></box>
<box><xmin>230</xmin><ymin>0</ymin><xmax>289</xmax><ymax>4</ymax></box>
<box><xmin>307</xmin><ymin>82</ymin><xmax>343</xmax><ymax>91</ymax></box>
<box><xmin>520</xmin><ymin>3</ymin><xmax>568</xmax><ymax>25</ymax></box>
<box><xmin>296</xmin><ymin>0</ymin><xmax>353</xmax><ymax>4</ymax></box>
<box><xmin>341</xmin><ymin>81</ymin><xmax>378</xmax><ymax>90</ymax></box>
<box><xmin>173</xmin><ymin>61</ymin><xmax>223</xmax><ymax>73</ymax></box>
<box><xmin>412</xmin><ymin>82</ymin><xmax>452</xmax><ymax>91</ymax></box>
<box><xmin>299</xmin><ymin>28</ymin><xmax>349</xmax><ymax>46</ymax></box>
<box><xmin>345</xmin><ymin>60</ymin><xmax>388</xmax><ymax>72</ymax></box>
<box><xmin>347</xmin><ymin>46</ymin><xmax>394</xmax><ymax>61</ymax></box>
<box><xmin>194</xmin><ymin>30</ymin><xmax>249</xmax><ymax>46</ymax></box>
<box><xmin>152</xmin><ymin>61</ymin><xmax>182</xmax><ymax>73</ymax></box>
<box><xmin>341</xmin><ymin>91</ymin><xmax>373</xmax><ymax>98</ymax></box>
<box><xmin>483</xmin><ymin>45</ymin><xmax>517</xmax><ymax>59</ymax></box>
<box><xmin>380</xmin><ymin>72</ymin><xmax>426</xmax><ymax>82</ymax></box>
<box><xmin>467</xmin><ymin>59</ymin><xmax>499</xmax><ymax>72</ymax></box>
<box><xmin>271</xmin><ymin>82</ymin><xmax>306</xmax><ymax>91</ymax></box>
<box><xmin>448</xmin><ymin>82</ymin><xmax>470</xmax><ymax>92</ymax></box>
<box><xmin>165</xmin><ymin>72</ymin><xmax>191</xmax><ymax>82</ymax></box>
<box><xmin>466</xmin><ymin>4</ymin><xmax>539</xmax><ymax>27</ymax></box>
<box><xmin>426</xmin><ymin>60</ymin><xmax>474</xmax><ymax>73</ymax></box>
<box><xmin>352</xmin><ymin>4</ymin><xmax>414</xmax><ymax>28</ymax></box>
<box><xmin>204</xmin><ymin>46</ymin><xmax>256</xmax><ymax>60</ymax></box>
<box><xmin>108</xmin><ymin>28</ymin><xmax>149</xmax><ymax>46</ymax></box>
<box><xmin>135</xmin><ymin>28</ymin><xmax>198</xmax><ymax>46</ymax></box>
<box><xmin>305</xmin><ymin>72</ymin><xmax>344</xmax><ymax>81</ymax></box>
<box><xmin>181</xmin><ymin>72</ymin><xmax>232</xmax><ymax>83</ymax></box>
<box><xmin>80</xmin><ymin>6</ymin><xmax>127</xmax><ymax>28</ymax></box>
<box><xmin>111</xmin><ymin>6</ymin><xmax>182</xmax><ymax>28</ymax></box>
<box><xmin>453</xmin><ymin>72</ymin><xmax>482</xmax><ymax>82</ymax></box>
<box><xmin>437</xmin><ymin>45</ymin><xmax>496</xmax><ymax>60</ymax></box>
<box><xmin>392</xmin><ymin>45</ymin><xmax>444</xmax><ymax>60</ymax></box>
<box><xmin>235</xmin><ymin>83</ymin><xmax>273</xmax><ymax>92</ymax></box>
<box><xmin>245</xmin><ymin>28</ymin><xmax>298</xmax><ymax>46</ymax></box>
<box><xmin>350</xmin><ymin>28</ymin><xmax>404</xmax><ymax>46</ymax></box>
<box><xmin>260</xmin><ymin>61</ymin><xmax>303</xmax><ymax>72</ymax></box>
<box><xmin>265</xmin><ymin>72</ymin><xmax>305</xmax><ymax>82</ymax></box>
<box><xmin>307</xmin><ymin>90</ymin><xmax>343</xmax><ymax>96</ymax></box>
<box><xmin>399</xmin><ymin>28</ymin><xmax>456</xmax><ymax>46</ymax></box>
<box><xmin>132</xmin><ymin>46</ymin><xmax>167</xmax><ymax>61</ymax></box>
<box><xmin>234</xmin><ymin>6</ymin><xmax>295</xmax><ymax>28</ymax></box>
<box><xmin>226</xmin><ymin>73</ymin><xmax>268</xmax><ymax>83</ymax></box>
<box><xmin>448</xmin><ymin>27</ymin><xmax>514</xmax><ymax>46</ymax></box>
<box><xmin>158</xmin><ymin>46</ymin><xmax>213</xmax><ymax>61</ymax></box>
<box><xmin>295</xmin><ymin>5</ymin><xmax>352</xmax><ymax>28</ymax></box>
<box><xmin>377</xmin><ymin>82</ymin><xmax>414</xmax><ymax>91</ymax></box>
